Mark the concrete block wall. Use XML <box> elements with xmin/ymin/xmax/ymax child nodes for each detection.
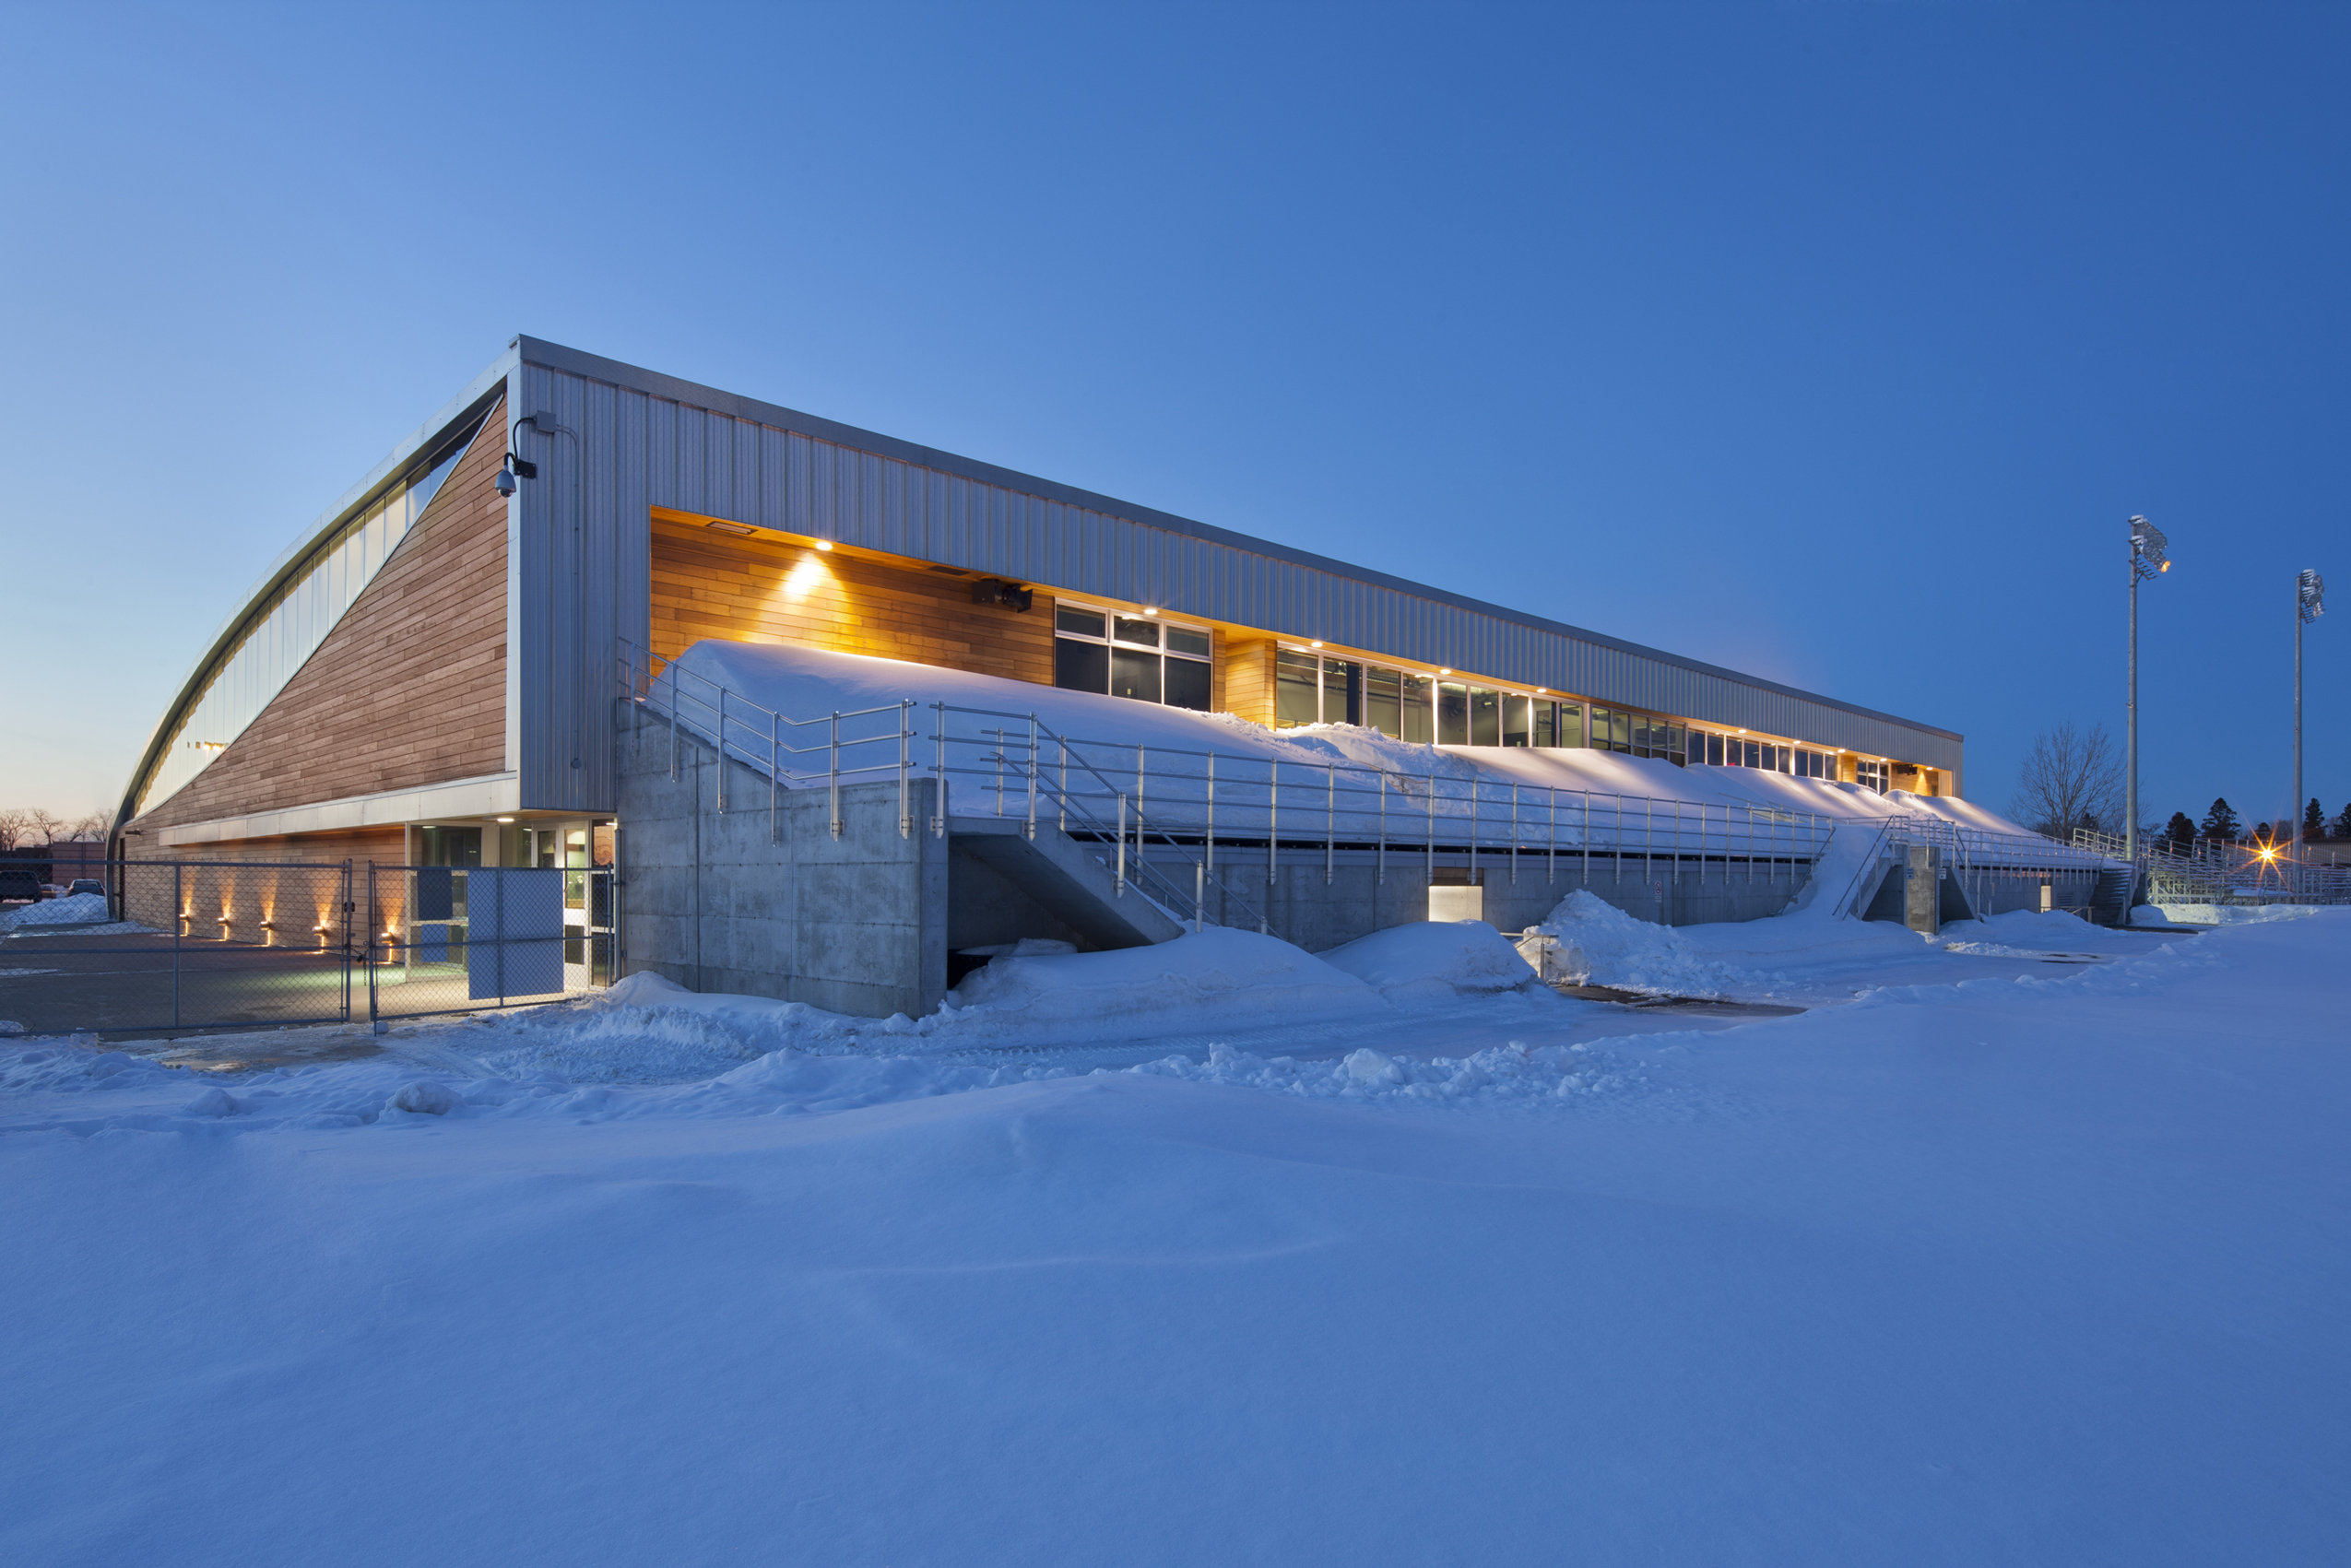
<box><xmin>616</xmin><ymin>706</ymin><xmax>948</xmax><ymax>1017</ymax></box>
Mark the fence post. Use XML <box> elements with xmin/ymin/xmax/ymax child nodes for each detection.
<box><xmin>1195</xmin><ymin>860</ymin><xmax>1205</xmax><ymax>935</ymax></box>
<box><xmin>1426</xmin><ymin>769</ymin><xmax>1435</xmax><ymax>884</ymax></box>
<box><xmin>1548</xmin><ymin>787</ymin><xmax>1556</xmax><ymax>884</ymax></box>
<box><xmin>1510</xmin><ymin>783</ymin><xmax>1519</xmax><ymax>884</ymax></box>
<box><xmin>1325</xmin><ymin>764</ymin><xmax>1334</xmax><ymax>887</ymax></box>
<box><xmin>1269</xmin><ymin>760</ymin><xmax>1279</xmax><ymax>887</ymax></box>
<box><xmin>1206</xmin><ymin>752</ymin><xmax>1216</xmax><ymax>871</ymax></box>
<box><xmin>1377</xmin><ymin>769</ymin><xmax>1387</xmax><ymax>886</ymax></box>
<box><xmin>715</xmin><ymin>689</ymin><xmax>727</xmax><ymax>814</ymax></box>
<box><xmin>829</xmin><ymin>711</ymin><xmax>843</xmax><ymax>840</ymax></box>
<box><xmin>770</xmin><ymin>709</ymin><xmax>779</xmax><ymax>844</ymax></box>
<box><xmin>1116</xmin><ymin>794</ymin><xmax>1128</xmax><ymax>897</ymax></box>
<box><xmin>1470</xmin><ymin>779</ymin><xmax>1479</xmax><ymax>886</ymax></box>
<box><xmin>932</xmin><ymin>701</ymin><xmax>948</xmax><ymax>838</ymax></box>
<box><xmin>993</xmin><ymin>727</ymin><xmax>1005</xmax><ymax>817</ymax></box>
<box><xmin>1058</xmin><ymin>737</ymin><xmax>1069</xmax><ymax>833</ymax></box>
<box><xmin>365</xmin><ymin>861</ymin><xmax>380</xmax><ymax>1032</ymax></box>
<box><xmin>1025</xmin><ymin>714</ymin><xmax>1038</xmax><ymax>841</ymax></box>
<box><xmin>171</xmin><ymin>861</ymin><xmax>182</xmax><ymax>1031</ymax></box>
<box><xmin>899</xmin><ymin>700</ymin><xmax>913</xmax><ymax>838</ymax></box>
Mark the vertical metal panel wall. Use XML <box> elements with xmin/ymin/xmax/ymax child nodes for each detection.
<box><xmin>510</xmin><ymin>348</ymin><xmax>1962</xmax><ymax>812</ymax></box>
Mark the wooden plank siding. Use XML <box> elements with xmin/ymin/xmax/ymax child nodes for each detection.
<box><xmin>648</xmin><ymin>517</ymin><xmax>1054</xmax><ymax>683</ymax></box>
<box><xmin>1217</xmin><ymin>636</ymin><xmax>1277</xmax><ymax>727</ymax></box>
<box><xmin>124</xmin><ymin>400</ymin><xmax>512</xmax><ymax>844</ymax></box>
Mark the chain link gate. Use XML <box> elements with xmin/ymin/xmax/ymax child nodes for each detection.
<box><xmin>363</xmin><ymin>864</ymin><xmax>616</xmax><ymax>1024</ymax></box>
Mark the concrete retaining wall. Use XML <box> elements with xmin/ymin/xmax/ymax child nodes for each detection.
<box><xmin>615</xmin><ymin>711</ymin><xmax>948</xmax><ymax>1018</ymax></box>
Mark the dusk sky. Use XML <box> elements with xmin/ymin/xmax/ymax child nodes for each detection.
<box><xmin>4</xmin><ymin>1</ymin><xmax>2345</xmax><ymax>833</ymax></box>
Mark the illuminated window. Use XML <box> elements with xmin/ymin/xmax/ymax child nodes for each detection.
<box><xmin>1053</xmin><ymin>602</ymin><xmax>1211</xmax><ymax>711</ymax></box>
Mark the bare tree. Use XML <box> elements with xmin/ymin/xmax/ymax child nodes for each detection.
<box><xmin>2010</xmin><ymin>720</ymin><xmax>2125</xmax><ymax>841</ymax></box>
<box><xmin>0</xmin><ymin>809</ymin><xmax>26</xmax><ymax>853</ymax></box>
<box><xmin>68</xmin><ymin>809</ymin><xmax>113</xmax><ymax>842</ymax></box>
<box><xmin>21</xmin><ymin>808</ymin><xmax>64</xmax><ymax>848</ymax></box>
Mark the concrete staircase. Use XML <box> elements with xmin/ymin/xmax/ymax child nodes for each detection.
<box><xmin>948</xmin><ymin>816</ymin><xmax>1187</xmax><ymax>949</ymax></box>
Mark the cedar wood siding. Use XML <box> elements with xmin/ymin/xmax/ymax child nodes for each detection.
<box><xmin>649</xmin><ymin>518</ymin><xmax>1053</xmax><ymax>682</ymax></box>
<box><xmin>124</xmin><ymin>400</ymin><xmax>510</xmax><ymax>842</ymax></box>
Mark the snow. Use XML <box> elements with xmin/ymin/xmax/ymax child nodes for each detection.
<box><xmin>6</xmin><ymin>909</ymin><xmax>2347</xmax><ymax>1565</ymax></box>
<box><xmin>0</xmin><ymin>890</ymin><xmax>110</xmax><ymax>928</ymax></box>
<box><xmin>1315</xmin><ymin>918</ymin><xmax>1544</xmax><ymax>1001</ymax></box>
<box><xmin>2148</xmin><ymin>901</ymin><xmax>2321</xmax><ymax>926</ymax></box>
<box><xmin>666</xmin><ymin>639</ymin><xmax>2060</xmax><ymax>846</ymax></box>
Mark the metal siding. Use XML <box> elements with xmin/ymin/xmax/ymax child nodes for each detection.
<box><xmin>533</xmin><ymin>357</ymin><xmax>1964</xmax><ymax>779</ymax></box>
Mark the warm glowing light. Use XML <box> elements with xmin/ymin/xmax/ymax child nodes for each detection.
<box><xmin>2260</xmin><ymin>846</ymin><xmax>2278</xmax><ymax>861</ymax></box>
<box><xmin>1438</xmin><ymin>668</ymin><xmax>1451</xmax><ymax>676</ymax></box>
<box><xmin>1144</xmin><ymin>607</ymin><xmax>1159</xmax><ymax>616</ymax></box>
<box><xmin>495</xmin><ymin>817</ymin><xmax>515</xmax><ymax>824</ymax></box>
<box><xmin>2159</xmin><ymin>560</ymin><xmax>2169</xmax><ymax>572</ymax></box>
<box><xmin>1535</xmin><ymin>689</ymin><xmax>1547</xmax><ymax>695</ymax></box>
<box><xmin>1309</xmin><ymin>640</ymin><xmax>1323</xmax><ymax>648</ymax></box>
<box><xmin>815</xmin><ymin>540</ymin><xmax>833</xmax><ymax>551</ymax></box>
<box><xmin>781</xmin><ymin>554</ymin><xmax>830</xmax><ymax>601</ymax></box>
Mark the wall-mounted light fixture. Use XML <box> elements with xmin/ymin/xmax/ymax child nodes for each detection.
<box><xmin>971</xmin><ymin>579</ymin><xmax>1034</xmax><ymax>612</ymax></box>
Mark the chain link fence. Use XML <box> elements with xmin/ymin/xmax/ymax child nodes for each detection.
<box><xmin>0</xmin><ymin>860</ymin><xmax>613</xmax><ymax>1037</ymax></box>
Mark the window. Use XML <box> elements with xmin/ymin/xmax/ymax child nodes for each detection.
<box><xmin>1794</xmin><ymin>749</ymin><xmax>1832</xmax><ymax>780</ymax></box>
<box><xmin>1557</xmin><ymin>703</ymin><xmax>1583</xmax><ymax>749</ymax></box>
<box><xmin>1054</xmin><ymin>603</ymin><xmax>1212</xmax><ymax>711</ymax></box>
<box><xmin>1438</xmin><ymin>682</ymin><xmax>1469</xmax><ymax>744</ymax></box>
<box><xmin>1856</xmin><ymin>760</ymin><xmax>1888</xmax><ymax>793</ymax></box>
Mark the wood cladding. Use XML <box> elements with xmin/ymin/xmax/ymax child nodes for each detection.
<box><xmin>1217</xmin><ymin>636</ymin><xmax>1276</xmax><ymax>726</ymax></box>
<box><xmin>650</xmin><ymin>520</ymin><xmax>1053</xmax><ymax>684</ymax></box>
<box><xmin>127</xmin><ymin>402</ymin><xmax>511</xmax><ymax>838</ymax></box>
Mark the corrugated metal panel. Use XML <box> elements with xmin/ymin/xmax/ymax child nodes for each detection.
<box><xmin>509</xmin><ymin>350</ymin><xmax>1965</xmax><ymax>813</ymax></box>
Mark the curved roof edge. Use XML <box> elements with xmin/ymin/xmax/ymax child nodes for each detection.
<box><xmin>516</xmin><ymin>335</ymin><xmax>1961</xmax><ymax>747</ymax></box>
<box><xmin>113</xmin><ymin>350</ymin><xmax>515</xmax><ymax>833</ymax></box>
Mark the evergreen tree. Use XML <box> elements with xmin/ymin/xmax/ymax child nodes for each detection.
<box><xmin>2163</xmin><ymin>811</ymin><xmax>2197</xmax><ymax>849</ymax></box>
<box><xmin>2333</xmin><ymin>802</ymin><xmax>2351</xmax><ymax>840</ymax></box>
<box><xmin>2200</xmin><ymin>798</ymin><xmax>2241</xmax><ymax>841</ymax></box>
<box><xmin>2304</xmin><ymin>799</ymin><xmax>2327</xmax><ymax>841</ymax></box>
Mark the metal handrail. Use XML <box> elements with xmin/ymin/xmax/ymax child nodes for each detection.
<box><xmin>619</xmin><ymin>641</ymin><xmax>2126</xmax><ymax>928</ymax></box>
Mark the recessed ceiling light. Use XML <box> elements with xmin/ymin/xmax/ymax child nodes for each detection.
<box><xmin>1309</xmin><ymin>640</ymin><xmax>1322</xmax><ymax>648</ymax></box>
<box><xmin>705</xmin><ymin>520</ymin><xmax>756</xmax><ymax>537</ymax></box>
<box><xmin>1145</xmin><ymin>607</ymin><xmax>1159</xmax><ymax>615</ymax></box>
<box><xmin>814</xmin><ymin>540</ymin><xmax>833</xmax><ymax>551</ymax></box>
<box><xmin>1439</xmin><ymin>668</ymin><xmax>1451</xmax><ymax>675</ymax></box>
<box><xmin>495</xmin><ymin>817</ymin><xmax>514</xmax><ymax>824</ymax></box>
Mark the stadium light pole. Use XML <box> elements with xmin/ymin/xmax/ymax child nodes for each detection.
<box><xmin>2127</xmin><ymin>517</ymin><xmax>2169</xmax><ymax>863</ymax></box>
<box><xmin>2294</xmin><ymin>569</ymin><xmax>2325</xmax><ymax>868</ymax></box>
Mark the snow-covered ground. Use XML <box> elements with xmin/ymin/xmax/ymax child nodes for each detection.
<box><xmin>6</xmin><ymin>906</ymin><xmax>2346</xmax><ymax>1566</ymax></box>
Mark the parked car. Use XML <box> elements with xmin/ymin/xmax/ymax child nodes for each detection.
<box><xmin>0</xmin><ymin>865</ymin><xmax>45</xmax><ymax>903</ymax></box>
<box><xmin>65</xmin><ymin>878</ymin><xmax>105</xmax><ymax>899</ymax></box>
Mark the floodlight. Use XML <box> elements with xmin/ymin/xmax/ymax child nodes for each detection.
<box><xmin>2129</xmin><ymin>515</ymin><xmax>2168</xmax><ymax>581</ymax></box>
<box><xmin>2298</xmin><ymin>569</ymin><xmax>2325</xmax><ymax>624</ymax></box>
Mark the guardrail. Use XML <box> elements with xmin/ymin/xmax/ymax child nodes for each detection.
<box><xmin>2073</xmin><ymin>827</ymin><xmax>2351</xmax><ymax>904</ymax></box>
<box><xmin>620</xmin><ymin>643</ymin><xmax>2120</xmax><ymax>930</ymax></box>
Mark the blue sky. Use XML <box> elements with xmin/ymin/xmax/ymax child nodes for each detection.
<box><xmin>3</xmin><ymin>1</ymin><xmax>2345</xmax><ymax>832</ymax></box>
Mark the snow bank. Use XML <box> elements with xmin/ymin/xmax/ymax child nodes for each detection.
<box><xmin>944</xmin><ymin>927</ymin><xmax>1388</xmax><ymax>1033</ymax></box>
<box><xmin>1533</xmin><ymin>890</ymin><xmax>1764</xmax><ymax>997</ymax></box>
<box><xmin>0</xmin><ymin>891</ymin><xmax>109</xmax><ymax>928</ymax></box>
<box><xmin>1316</xmin><ymin>921</ymin><xmax>1542</xmax><ymax>1003</ymax></box>
<box><xmin>2149</xmin><ymin>902</ymin><xmax>2320</xmax><ymax>927</ymax></box>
